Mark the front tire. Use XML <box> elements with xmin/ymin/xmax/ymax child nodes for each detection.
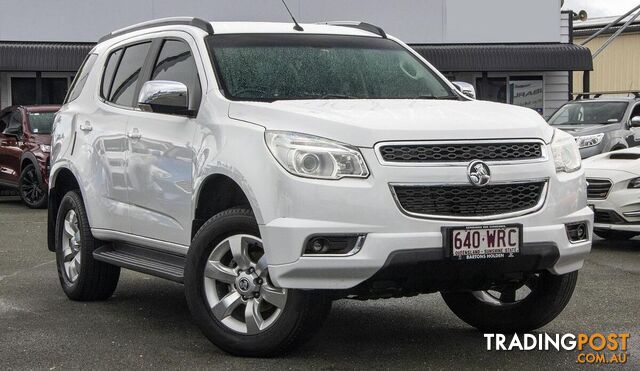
<box><xmin>185</xmin><ymin>207</ymin><xmax>331</xmax><ymax>357</ymax></box>
<box><xmin>55</xmin><ymin>190</ymin><xmax>120</xmax><ymax>301</ymax></box>
<box><xmin>441</xmin><ymin>271</ymin><xmax>578</xmax><ymax>333</ymax></box>
<box><xmin>19</xmin><ymin>164</ymin><xmax>47</xmax><ymax>209</ymax></box>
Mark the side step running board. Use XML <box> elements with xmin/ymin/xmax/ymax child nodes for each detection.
<box><xmin>93</xmin><ymin>243</ymin><xmax>186</xmax><ymax>283</ymax></box>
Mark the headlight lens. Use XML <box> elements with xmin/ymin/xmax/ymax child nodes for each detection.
<box><xmin>628</xmin><ymin>177</ymin><xmax>640</xmax><ymax>189</ymax></box>
<box><xmin>265</xmin><ymin>131</ymin><xmax>369</xmax><ymax>179</ymax></box>
<box><xmin>550</xmin><ymin>129</ymin><xmax>581</xmax><ymax>173</ymax></box>
<box><xmin>39</xmin><ymin>144</ymin><xmax>51</xmax><ymax>153</ymax></box>
<box><xmin>575</xmin><ymin>133</ymin><xmax>604</xmax><ymax>149</ymax></box>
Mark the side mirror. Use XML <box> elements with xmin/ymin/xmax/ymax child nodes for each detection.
<box><xmin>631</xmin><ymin>116</ymin><xmax>640</xmax><ymax>128</ymax></box>
<box><xmin>452</xmin><ymin>81</ymin><xmax>476</xmax><ymax>99</ymax></box>
<box><xmin>138</xmin><ymin>80</ymin><xmax>190</xmax><ymax>116</ymax></box>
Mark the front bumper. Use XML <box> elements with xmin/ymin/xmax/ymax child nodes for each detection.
<box><xmin>586</xmin><ymin>170</ymin><xmax>640</xmax><ymax>232</ymax></box>
<box><xmin>259</xmin><ymin>149</ymin><xmax>592</xmax><ymax>290</ymax></box>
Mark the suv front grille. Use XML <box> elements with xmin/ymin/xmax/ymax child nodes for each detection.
<box><xmin>392</xmin><ymin>182</ymin><xmax>546</xmax><ymax>218</ymax></box>
<box><xmin>586</xmin><ymin>178</ymin><xmax>612</xmax><ymax>199</ymax></box>
<box><xmin>379</xmin><ymin>142</ymin><xmax>542</xmax><ymax>163</ymax></box>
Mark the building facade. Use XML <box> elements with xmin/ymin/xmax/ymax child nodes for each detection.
<box><xmin>0</xmin><ymin>0</ymin><xmax>592</xmax><ymax>118</ymax></box>
<box><xmin>572</xmin><ymin>15</ymin><xmax>640</xmax><ymax>94</ymax></box>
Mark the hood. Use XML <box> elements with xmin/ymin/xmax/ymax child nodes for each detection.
<box><xmin>30</xmin><ymin>133</ymin><xmax>52</xmax><ymax>145</ymax></box>
<box><xmin>553</xmin><ymin>123</ymin><xmax>620</xmax><ymax>137</ymax></box>
<box><xmin>583</xmin><ymin>147</ymin><xmax>640</xmax><ymax>175</ymax></box>
<box><xmin>228</xmin><ymin>99</ymin><xmax>554</xmax><ymax>147</ymax></box>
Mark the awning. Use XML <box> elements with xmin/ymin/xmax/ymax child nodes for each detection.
<box><xmin>410</xmin><ymin>43</ymin><xmax>593</xmax><ymax>72</ymax></box>
<box><xmin>0</xmin><ymin>41</ymin><xmax>95</xmax><ymax>72</ymax></box>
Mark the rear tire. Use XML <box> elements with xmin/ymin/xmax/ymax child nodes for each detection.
<box><xmin>19</xmin><ymin>164</ymin><xmax>47</xmax><ymax>209</ymax></box>
<box><xmin>55</xmin><ymin>190</ymin><xmax>120</xmax><ymax>301</ymax></box>
<box><xmin>441</xmin><ymin>271</ymin><xmax>578</xmax><ymax>333</ymax></box>
<box><xmin>593</xmin><ymin>229</ymin><xmax>637</xmax><ymax>240</ymax></box>
<box><xmin>185</xmin><ymin>207</ymin><xmax>331</xmax><ymax>357</ymax></box>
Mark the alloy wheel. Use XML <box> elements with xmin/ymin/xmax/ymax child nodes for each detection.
<box><xmin>21</xmin><ymin>167</ymin><xmax>44</xmax><ymax>205</ymax></box>
<box><xmin>203</xmin><ymin>234</ymin><xmax>288</xmax><ymax>335</ymax></box>
<box><xmin>61</xmin><ymin>209</ymin><xmax>82</xmax><ymax>282</ymax></box>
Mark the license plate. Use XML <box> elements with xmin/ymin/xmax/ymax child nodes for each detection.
<box><xmin>444</xmin><ymin>224</ymin><xmax>521</xmax><ymax>260</ymax></box>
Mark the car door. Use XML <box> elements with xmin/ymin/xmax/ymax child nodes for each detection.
<box><xmin>0</xmin><ymin>109</ymin><xmax>25</xmax><ymax>185</ymax></box>
<box><xmin>627</xmin><ymin>103</ymin><xmax>640</xmax><ymax>146</ymax></box>
<box><xmin>86</xmin><ymin>42</ymin><xmax>152</xmax><ymax>234</ymax></box>
<box><xmin>126</xmin><ymin>36</ymin><xmax>202</xmax><ymax>246</ymax></box>
<box><xmin>0</xmin><ymin>109</ymin><xmax>13</xmax><ymax>186</ymax></box>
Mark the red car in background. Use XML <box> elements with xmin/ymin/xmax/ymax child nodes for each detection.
<box><xmin>0</xmin><ymin>105</ymin><xmax>60</xmax><ymax>208</ymax></box>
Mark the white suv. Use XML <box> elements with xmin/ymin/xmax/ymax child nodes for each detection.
<box><xmin>48</xmin><ymin>17</ymin><xmax>593</xmax><ymax>356</ymax></box>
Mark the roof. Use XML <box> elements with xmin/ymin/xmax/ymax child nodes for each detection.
<box><xmin>211</xmin><ymin>21</ymin><xmax>381</xmax><ymax>37</ymax></box>
<box><xmin>0</xmin><ymin>41</ymin><xmax>94</xmax><ymax>71</ymax></box>
<box><xmin>411</xmin><ymin>43</ymin><xmax>593</xmax><ymax>72</ymax></box>
<box><xmin>573</xmin><ymin>15</ymin><xmax>640</xmax><ymax>37</ymax></box>
<box><xmin>22</xmin><ymin>105</ymin><xmax>62</xmax><ymax>113</ymax></box>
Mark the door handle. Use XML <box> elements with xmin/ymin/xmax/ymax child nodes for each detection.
<box><xmin>127</xmin><ymin>129</ymin><xmax>142</xmax><ymax>140</ymax></box>
<box><xmin>79</xmin><ymin>121</ymin><xmax>93</xmax><ymax>132</ymax></box>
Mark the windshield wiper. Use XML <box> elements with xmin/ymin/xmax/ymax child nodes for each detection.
<box><xmin>416</xmin><ymin>95</ymin><xmax>460</xmax><ymax>100</ymax></box>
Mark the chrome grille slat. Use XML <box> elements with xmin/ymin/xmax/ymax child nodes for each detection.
<box><xmin>392</xmin><ymin>182</ymin><xmax>546</xmax><ymax>218</ymax></box>
<box><xmin>379</xmin><ymin>142</ymin><xmax>542</xmax><ymax>163</ymax></box>
<box><xmin>586</xmin><ymin>178</ymin><xmax>612</xmax><ymax>200</ymax></box>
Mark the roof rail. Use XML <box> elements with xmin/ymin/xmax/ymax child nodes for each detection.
<box><xmin>319</xmin><ymin>21</ymin><xmax>386</xmax><ymax>38</ymax></box>
<box><xmin>574</xmin><ymin>90</ymin><xmax>640</xmax><ymax>99</ymax></box>
<box><xmin>98</xmin><ymin>17</ymin><xmax>213</xmax><ymax>43</ymax></box>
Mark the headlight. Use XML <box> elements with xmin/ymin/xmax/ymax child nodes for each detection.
<box><xmin>39</xmin><ymin>144</ymin><xmax>51</xmax><ymax>153</ymax></box>
<box><xmin>265</xmin><ymin>131</ymin><xmax>369</xmax><ymax>179</ymax></box>
<box><xmin>575</xmin><ymin>133</ymin><xmax>604</xmax><ymax>149</ymax></box>
<box><xmin>550</xmin><ymin>129</ymin><xmax>581</xmax><ymax>173</ymax></box>
<box><xmin>628</xmin><ymin>177</ymin><xmax>640</xmax><ymax>189</ymax></box>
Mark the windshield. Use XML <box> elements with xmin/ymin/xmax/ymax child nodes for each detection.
<box><xmin>207</xmin><ymin>34</ymin><xmax>457</xmax><ymax>102</ymax></box>
<box><xmin>549</xmin><ymin>101</ymin><xmax>628</xmax><ymax>126</ymax></box>
<box><xmin>27</xmin><ymin>112</ymin><xmax>56</xmax><ymax>134</ymax></box>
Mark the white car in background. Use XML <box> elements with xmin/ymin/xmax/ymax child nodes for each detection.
<box><xmin>584</xmin><ymin>147</ymin><xmax>640</xmax><ymax>239</ymax></box>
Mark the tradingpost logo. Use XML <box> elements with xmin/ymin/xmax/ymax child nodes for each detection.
<box><xmin>484</xmin><ymin>333</ymin><xmax>630</xmax><ymax>365</ymax></box>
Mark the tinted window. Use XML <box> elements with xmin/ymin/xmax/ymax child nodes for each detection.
<box><xmin>66</xmin><ymin>53</ymin><xmax>97</xmax><ymax>103</ymax></box>
<box><xmin>152</xmin><ymin>40</ymin><xmax>201</xmax><ymax>110</ymax></box>
<box><xmin>101</xmin><ymin>49</ymin><xmax>122</xmax><ymax>99</ymax></box>
<box><xmin>27</xmin><ymin>112</ymin><xmax>56</xmax><ymax>134</ymax></box>
<box><xmin>109</xmin><ymin>42</ymin><xmax>151</xmax><ymax>106</ymax></box>
<box><xmin>208</xmin><ymin>34</ymin><xmax>455</xmax><ymax>101</ymax></box>
<box><xmin>549</xmin><ymin>102</ymin><xmax>629</xmax><ymax>126</ymax></box>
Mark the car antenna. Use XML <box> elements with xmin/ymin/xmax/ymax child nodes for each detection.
<box><xmin>280</xmin><ymin>0</ymin><xmax>304</xmax><ymax>31</ymax></box>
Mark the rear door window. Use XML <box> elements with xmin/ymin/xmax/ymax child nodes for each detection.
<box><xmin>108</xmin><ymin>42</ymin><xmax>151</xmax><ymax>107</ymax></box>
<box><xmin>101</xmin><ymin>49</ymin><xmax>123</xmax><ymax>100</ymax></box>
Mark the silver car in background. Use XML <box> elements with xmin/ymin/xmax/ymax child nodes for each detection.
<box><xmin>548</xmin><ymin>93</ymin><xmax>640</xmax><ymax>158</ymax></box>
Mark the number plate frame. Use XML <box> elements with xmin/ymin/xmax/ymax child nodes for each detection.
<box><xmin>441</xmin><ymin>224</ymin><xmax>523</xmax><ymax>260</ymax></box>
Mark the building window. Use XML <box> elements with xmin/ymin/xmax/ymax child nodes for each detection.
<box><xmin>475</xmin><ymin>77</ymin><xmax>507</xmax><ymax>103</ymax></box>
<box><xmin>10</xmin><ymin>75</ymin><xmax>70</xmax><ymax>106</ymax></box>
<box><xmin>474</xmin><ymin>75</ymin><xmax>544</xmax><ymax>115</ymax></box>
<box><xmin>509</xmin><ymin>76</ymin><xmax>544</xmax><ymax>115</ymax></box>
<box><xmin>11</xmin><ymin>77</ymin><xmax>37</xmax><ymax>106</ymax></box>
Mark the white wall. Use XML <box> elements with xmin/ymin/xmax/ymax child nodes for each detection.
<box><xmin>0</xmin><ymin>0</ymin><xmax>562</xmax><ymax>44</ymax></box>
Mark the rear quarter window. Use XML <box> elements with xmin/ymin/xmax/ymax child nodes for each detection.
<box><xmin>65</xmin><ymin>53</ymin><xmax>98</xmax><ymax>103</ymax></box>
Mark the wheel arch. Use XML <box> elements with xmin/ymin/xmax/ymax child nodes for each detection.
<box><xmin>47</xmin><ymin>166</ymin><xmax>83</xmax><ymax>252</ymax></box>
<box><xmin>19</xmin><ymin>152</ymin><xmax>42</xmax><ymax>183</ymax></box>
<box><xmin>191</xmin><ymin>173</ymin><xmax>260</xmax><ymax>240</ymax></box>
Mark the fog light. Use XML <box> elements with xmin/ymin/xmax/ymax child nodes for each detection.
<box><xmin>566</xmin><ymin>222</ymin><xmax>588</xmax><ymax>242</ymax></box>
<box><xmin>304</xmin><ymin>235</ymin><xmax>366</xmax><ymax>256</ymax></box>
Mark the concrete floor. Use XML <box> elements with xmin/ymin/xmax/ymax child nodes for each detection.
<box><xmin>0</xmin><ymin>198</ymin><xmax>638</xmax><ymax>369</ymax></box>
